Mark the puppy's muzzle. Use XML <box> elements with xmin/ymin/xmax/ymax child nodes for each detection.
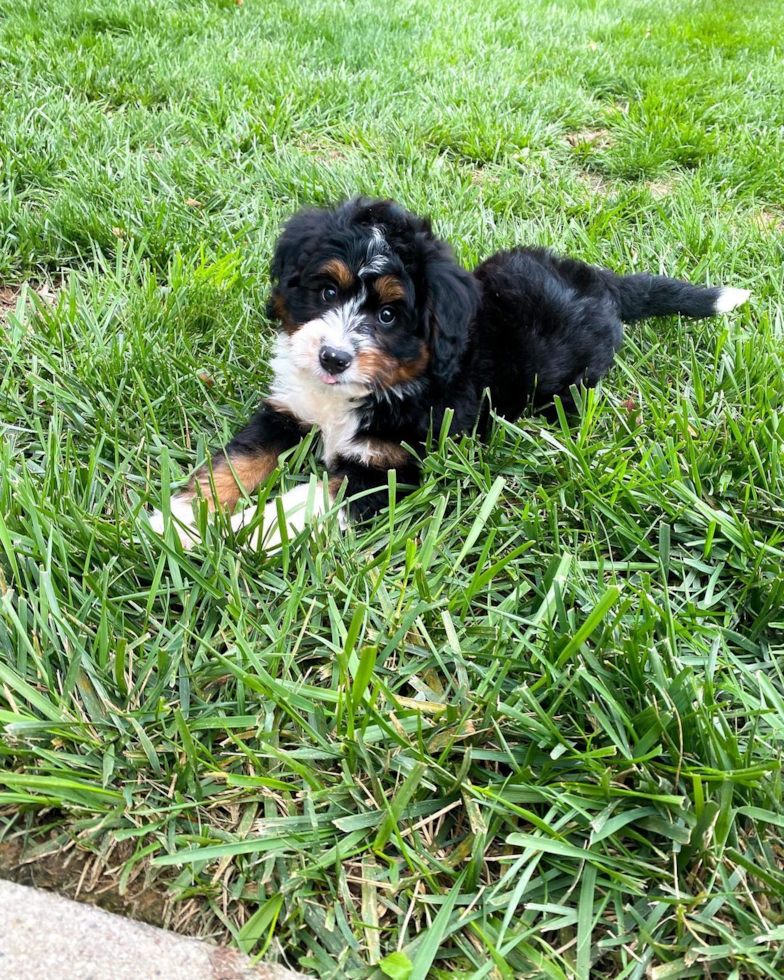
<box><xmin>319</xmin><ymin>346</ymin><xmax>353</xmax><ymax>375</ymax></box>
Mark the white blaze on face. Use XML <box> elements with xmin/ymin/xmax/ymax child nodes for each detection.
<box><xmin>286</xmin><ymin>228</ymin><xmax>392</xmax><ymax>383</ymax></box>
<box><xmin>269</xmin><ymin>335</ymin><xmax>366</xmax><ymax>466</ymax></box>
<box><xmin>285</xmin><ymin>293</ymin><xmax>369</xmax><ymax>385</ymax></box>
<box><xmin>359</xmin><ymin>226</ymin><xmax>390</xmax><ymax>277</ymax></box>
<box><xmin>267</xmin><ymin>227</ymin><xmax>397</xmax><ymax>462</ymax></box>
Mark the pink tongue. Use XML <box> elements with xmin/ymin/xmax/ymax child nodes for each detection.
<box><xmin>322</xmin><ymin>375</ymin><xmax>338</xmax><ymax>385</ymax></box>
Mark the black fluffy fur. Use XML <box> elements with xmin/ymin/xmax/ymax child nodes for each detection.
<box><xmin>218</xmin><ymin>198</ymin><xmax>734</xmax><ymax>521</ymax></box>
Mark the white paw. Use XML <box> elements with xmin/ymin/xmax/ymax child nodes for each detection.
<box><xmin>148</xmin><ymin>496</ymin><xmax>201</xmax><ymax>550</ymax></box>
<box><xmin>714</xmin><ymin>287</ymin><xmax>751</xmax><ymax>314</ymax></box>
<box><xmin>231</xmin><ymin>482</ymin><xmax>344</xmax><ymax>551</ymax></box>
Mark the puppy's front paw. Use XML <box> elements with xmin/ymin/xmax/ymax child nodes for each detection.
<box><xmin>231</xmin><ymin>481</ymin><xmax>343</xmax><ymax>551</ymax></box>
<box><xmin>148</xmin><ymin>496</ymin><xmax>201</xmax><ymax>550</ymax></box>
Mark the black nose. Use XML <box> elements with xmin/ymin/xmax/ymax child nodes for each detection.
<box><xmin>319</xmin><ymin>346</ymin><xmax>353</xmax><ymax>374</ymax></box>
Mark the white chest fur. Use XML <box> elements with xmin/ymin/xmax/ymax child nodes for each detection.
<box><xmin>268</xmin><ymin>336</ymin><xmax>365</xmax><ymax>465</ymax></box>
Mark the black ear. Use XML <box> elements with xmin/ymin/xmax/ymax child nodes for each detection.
<box><xmin>348</xmin><ymin>198</ymin><xmax>432</xmax><ymax>238</ymax></box>
<box><xmin>422</xmin><ymin>240</ymin><xmax>480</xmax><ymax>384</ymax></box>
<box><xmin>269</xmin><ymin>206</ymin><xmax>334</xmax><ymax>284</ymax></box>
<box><xmin>266</xmin><ymin>206</ymin><xmax>334</xmax><ymax>322</ymax></box>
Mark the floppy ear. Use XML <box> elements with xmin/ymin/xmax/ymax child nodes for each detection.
<box><xmin>422</xmin><ymin>241</ymin><xmax>480</xmax><ymax>384</ymax></box>
<box><xmin>266</xmin><ymin>206</ymin><xmax>334</xmax><ymax>321</ymax></box>
<box><xmin>269</xmin><ymin>207</ymin><xmax>334</xmax><ymax>282</ymax></box>
<box><xmin>348</xmin><ymin>197</ymin><xmax>432</xmax><ymax>240</ymax></box>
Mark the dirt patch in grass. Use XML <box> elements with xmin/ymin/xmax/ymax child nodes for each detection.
<box><xmin>575</xmin><ymin>171</ymin><xmax>615</xmax><ymax>197</ymax></box>
<box><xmin>645</xmin><ymin>178</ymin><xmax>676</xmax><ymax>199</ymax></box>
<box><xmin>753</xmin><ymin>210</ymin><xmax>784</xmax><ymax>233</ymax></box>
<box><xmin>470</xmin><ymin>167</ymin><xmax>501</xmax><ymax>186</ymax></box>
<box><xmin>298</xmin><ymin>137</ymin><xmax>349</xmax><ymax>163</ymax></box>
<box><xmin>565</xmin><ymin>128</ymin><xmax>614</xmax><ymax>150</ymax></box>
<box><xmin>0</xmin><ymin>286</ymin><xmax>21</xmax><ymax>319</ymax></box>
<box><xmin>0</xmin><ymin>282</ymin><xmax>62</xmax><ymax>323</ymax></box>
<box><xmin>575</xmin><ymin>174</ymin><xmax>676</xmax><ymax>200</ymax></box>
<box><xmin>0</xmin><ymin>831</ymin><xmax>207</xmax><ymax>936</ymax></box>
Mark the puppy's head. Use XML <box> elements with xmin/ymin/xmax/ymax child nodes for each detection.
<box><xmin>266</xmin><ymin>198</ymin><xmax>479</xmax><ymax>393</ymax></box>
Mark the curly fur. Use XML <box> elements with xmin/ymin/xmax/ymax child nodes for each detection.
<box><xmin>151</xmin><ymin>197</ymin><xmax>750</xmax><ymax>544</ymax></box>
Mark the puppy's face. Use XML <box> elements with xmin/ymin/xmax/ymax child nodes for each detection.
<box><xmin>267</xmin><ymin>199</ymin><xmax>480</xmax><ymax>393</ymax></box>
<box><xmin>274</xmin><ymin>229</ymin><xmax>428</xmax><ymax>392</ymax></box>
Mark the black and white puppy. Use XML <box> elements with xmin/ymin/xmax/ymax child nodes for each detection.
<box><xmin>150</xmin><ymin>197</ymin><xmax>750</xmax><ymax>548</ymax></box>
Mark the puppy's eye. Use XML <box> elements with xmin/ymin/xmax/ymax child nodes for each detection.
<box><xmin>378</xmin><ymin>307</ymin><xmax>396</xmax><ymax>326</ymax></box>
<box><xmin>322</xmin><ymin>285</ymin><xmax>338</xmax><ymax>302</ymax></box>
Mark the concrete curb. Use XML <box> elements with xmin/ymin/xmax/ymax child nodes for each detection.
<box><xmin>0</xmin><ymin>879</ymin><xmax>307</xmax><ymax>980</ymax></box>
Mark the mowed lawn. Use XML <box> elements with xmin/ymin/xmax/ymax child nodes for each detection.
<box><xmin>2</xmin><ymin>0</ymin><xmax>784</xmax><ymax>976</ymax></box>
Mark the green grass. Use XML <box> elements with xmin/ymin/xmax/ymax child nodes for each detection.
<box><xmin>2</xmin><ymin>0</ymin><xmax>784</xmax><ymax>976</ymax></box>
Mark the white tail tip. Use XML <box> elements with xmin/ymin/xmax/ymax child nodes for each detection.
<box><xmin>714</xmin><ymin>287</ymin><xmax>751</xmax><ymax>314</ymax></box>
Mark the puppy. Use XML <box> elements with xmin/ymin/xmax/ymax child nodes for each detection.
<box><xmin>150</xmin><ymin>198</ymin><xmax>750</xmax><ymax>548</ymax></box>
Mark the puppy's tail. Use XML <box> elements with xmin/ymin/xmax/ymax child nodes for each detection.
<box><xmin>609</xmin><ymin>272</ymin><xmax>750</xmax><ymax>323</ymax></box>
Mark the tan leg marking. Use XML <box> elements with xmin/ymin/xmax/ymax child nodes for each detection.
<box><xmin>190</xmin><ymin>448</ymin><xmax>279</xmax><ymax>512</ymax></box>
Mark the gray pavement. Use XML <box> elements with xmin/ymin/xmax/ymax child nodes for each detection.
<box><xmin>0</xmin><ymin>879</ymin><xmax>307</xmax><ymax>980</ymax></box>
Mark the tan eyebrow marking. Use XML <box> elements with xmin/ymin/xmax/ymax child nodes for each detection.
<box><xmin>320</xmin><ymin>258</ymin><xmax>354</xmax><ymax>289</ymax></box>
<box><xmin>374</xmin><ymin>275</ymin><xmax>406</xmax><ymax>303</ymax></box>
